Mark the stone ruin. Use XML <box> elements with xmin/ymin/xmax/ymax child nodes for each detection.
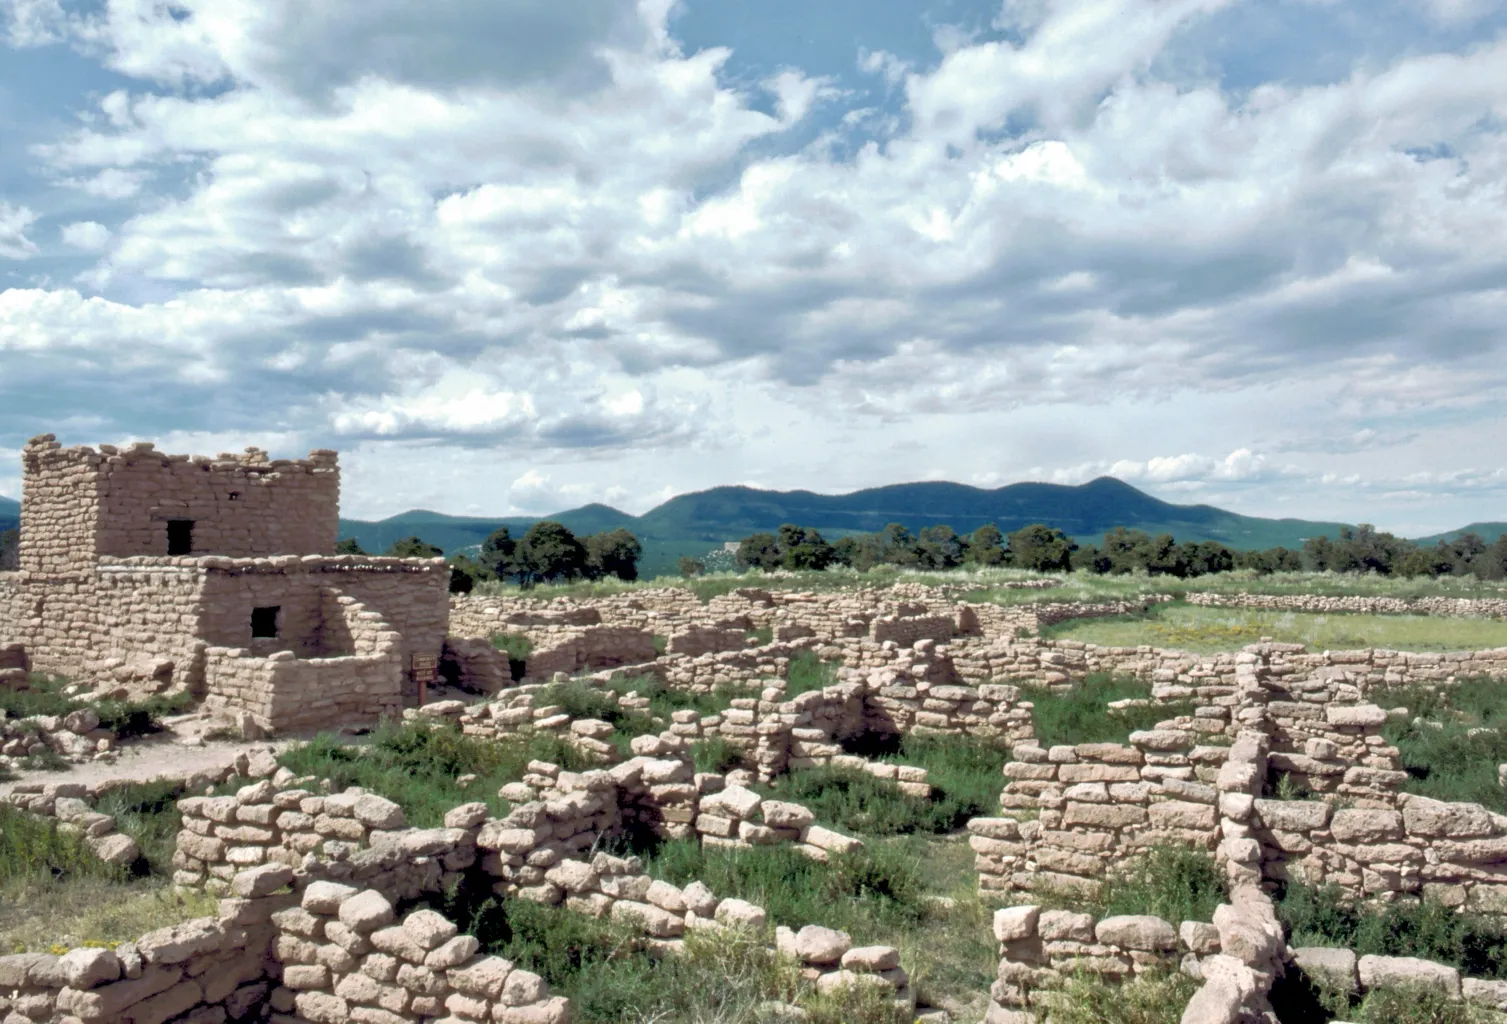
<box><xmin>8</xmin><ymin>440</ymin><xmax>1507</xmax><ymax>1021</ymax></box>
<box><xmin>0</xmin><ymin>435</ymin><xmax>449</xmax><ymax>735</ymax></box>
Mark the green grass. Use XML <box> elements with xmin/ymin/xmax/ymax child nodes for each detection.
<box><xmin>785</xmin><ymin>651</ymin><xmax>840</xmax><ymax>698</ymax></box>
<box><xmin>412</xmin><ymin>887</ymin><xmax>910</xmax><ymax>1024</ymax></box>
<box><xmin>0</xmin><ymin>799</ymin><xmax>218</xmax><ymax>953</ymax></box>
<box><xmin>749</xmin><ymin>624</ymin><xmax>774</xmax><ymax>646</ymax></box>
<box><xmin>1038</xmin><ymin>970</ymin><xmax>1201</xmax><ymax>1024</ymax></box>
<box><xmin>1030</xmin><ymin>845</ymin><xmax>1225</xmax><ymax>924</ymax></box>
<box><xmin>1040</xmin><ymin>601</ymin><xmax>1507</xmax><ymax>653</ymax></box>
<box><xmin>691</xmin><ymin>737</ymin><xmax>750</xmax><ymax>774</ymax></box>
<box><xmin>641</xmin><ymin>835</ymin><xmax>994</xmax><ymax>1015</ymax></box>
<box><xmin>1375</xmin><ymin>679</ymin><xmax>1507</xmax><ymax>812</ymax></box>
<box><xmin>531</xmin><ymin>675</ymin><xmax>749</xmax><ymax>756</ymax></box>
<box><xmin>0</xmin><ymin>675</ymin><xmax>190</xmax><ymax>738</ymax></box>
<box><xmin>277</xmin><ymin>721</ymin><xmax>593</xmax><ymax>827</ymax></box>
<box><xmin>767</xmin><ymin>734</ymin><xmax>1009</xmax><ymax>835</ymax></box>
<box><xmin>1021</xmin><ymin>673</ymin><xmax>1192</xmax><ymax>747</ymax></box>
<box><xmin>1276</xmin><ymin>881</ymin><xmax>1507</xmax><ymax>979</ymax></box>
<box><xmin>489</xmin><ymin>632</ymin><xmax>533</xmax><ymax>681</ymax></box>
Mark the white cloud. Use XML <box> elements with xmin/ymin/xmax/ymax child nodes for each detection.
<box><xmin>2</xmin><ymin>0</ymin><xmax>67</xmax><ymax>47</ymax></box>
<box><xmin>60</xmin><ymin>220</ymin><xmax>110</xmax><ymax>251</ymax></box>
<box><xmin>0</xmin><ymin>201</ymin><xmax>38</xmax><ymax>259</ymax></box>
<box><xmin>1</xmin><ymin>0</ymin><xmax>1506</xmax><ymax>536</ymax></box>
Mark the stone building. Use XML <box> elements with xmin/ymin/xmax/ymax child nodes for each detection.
<box><xmin>0</xmin><ymin>434</ymin><xmax>449</xmax><ymax>733</ymax></box>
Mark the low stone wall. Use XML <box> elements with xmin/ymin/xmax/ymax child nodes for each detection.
<box><xmin>977</xmin><ymin>728</ymin><xmax>1229</xmax><ymax>895</ymax></box>
<box><xmin>202</xmin><ymin>591</ymin><xmax>405</xmax><ymax>733</ymax></box>
<box><xmin>1188</xmin><ymin>590</ymin><xmax>1507</xmax><ymax>619</ymax></box>
<box><xmin>1291</xmin><ymin>945</ymin><xmax>1507</xmax><ymax>1013</ymax></box>
<box><xmin>0</xmin><ymin>908</ymin><xmax>275</xmax><ymax>1024</ymax></box>
<box><xmin>666</xmin><ymin>625</ymin><xmax>754</xmax><ymax>657</ymax></box>
<box><xmin>985</xmin><ymin>904</ymin><xmax>1204</xmax><ymax>1023</ymax></box>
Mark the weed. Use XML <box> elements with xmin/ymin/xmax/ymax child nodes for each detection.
<box><xmin>0</xmin><ymin>675</ymin><xmax>188</xmax><ymax>739</ymax></box>
<box><xmin>691</xmin><ymin>737</ymin><xmax>749</xmax><ymax>774</ymax></box>
<box><xmin>489</xmin><ymin>632</ymin><xmax>533</xmax><ymax>680</ymax></box>
<box><xmin>1375</xmin><ymin>680</ymin><xmax>1507</xmax><ymax>812</ymax></box>
<box><xmin>785</xmin><ymin>651</ymin><xmax>839</xmax><ymax>698</ymax></box>
<box><xmin>414</xmin><ymin>884</ymin><xmax>908</xmax><ymax>1024</ymax></box>
<box><xmin>278</xmin><ymin>721</ymin><xmax>592</xmax><ymax>827</ymax></box>
<box><xmin>652</xmin><ymin>634</ymin><xmax>668</xmax><ymax>657</ymax></box>
<box><xmin>1354</xmin><ymin>984</ymin><xmax>1495</xmax><ymax>1023</ymax></box>
<box><xmin>759</xmin><ymin>734</ymin><xmax>1008</xmax><ymax>835</ymax></box>
<box><xmin>1039</xmin><ymin>970</ymin><xmax>1201</xmax><ymax>1024</ymax></box>
<box><xmin>93</xmin><ymin>780</ymin><xmax>186</xmax><ymax>874</ymax></box>
<box><xmin>1097</xmin><ymin>845</ymin><xmax>1225</xmax><ymax>923</ymax></box>
<box><xmin>1276</xmin><ymin>882</ymin><xmax>1507</xmax><ymax>979</ymax></box>
<box><xmin>749</xmin><ymin>624</ymin><xmax>774</xmax><ymax>646</ymax></box>
<box><xmin>1022</xmin><ymin>673</ymin><xmax>1191</xmax><ymax>747</ymax></box>
<box><xmin>647</xmin><ymin>840</ymin><xmax>924</xmax><ymax>933</ymax></box>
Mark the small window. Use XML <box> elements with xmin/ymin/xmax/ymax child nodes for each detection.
<box><xmin>166</xmin><ymin>519</ymin><xmax>194</xmax><ymax>555</ymax></box>
<box><xmin>251</xmin><ymin>606</ymin><xmax>280</xmax><ymax>639</ymax></box>
<box><xmin>228</xmin><ymin>491</ymin><xmax>240</xmax><ymax>501</ymax></box>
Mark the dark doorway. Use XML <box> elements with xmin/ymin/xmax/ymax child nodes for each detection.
<box><xmin>251</xmin><ymin>606</ymin><xmax>280</xmax><ymax>639</ymax></box>
<box><xmin>166</xmin><ymin>520</ymin><xmax>194</xmax><ymax>556</ymax></box>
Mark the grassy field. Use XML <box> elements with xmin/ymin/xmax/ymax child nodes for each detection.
<box><xmin>471</xmin><ymin>567</ymin><xmax>1507</xmax><ymax>606</ymax></box>
<box><xmin>277</xmin><ymin>721</ymin><xmax>593</xmax><ymax>827</ymax></box>
<box><xmin>1373</xmin><ymin>680</ymin><xmax>1507</xmax><ymax>812</ymax></box>
<box><xmin>1039</xmin><ymin>602</ymin><xmax>1507</xmax><ymax>653</ymax></box>
<box><xmin>0</xmin><ymin>782</ymin><xmax>217</xmax><ymax>952</ymax></box>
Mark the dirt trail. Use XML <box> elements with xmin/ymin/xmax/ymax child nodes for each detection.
<box><xmin>0</xmin><ymin>729</ymin><xmax>294</xmax><ymax>796</ymax></box>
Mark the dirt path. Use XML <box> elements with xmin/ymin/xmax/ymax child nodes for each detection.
<box><xmin>0</xmin><ymin>729</ymin><xmax>295</xmax><ymax>796</ymax></box>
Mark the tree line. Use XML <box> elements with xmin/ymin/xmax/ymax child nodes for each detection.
<box><xmin>726</xmin><ymin>521</ymin><xmax>1507</xmax><ymax>580</ymax></box>
<box><xmin>338</xmin><ymin>521</ymin><xmax>642</xmax><ymax>591</ymax></box>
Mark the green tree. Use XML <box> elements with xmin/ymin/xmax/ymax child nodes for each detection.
<box><xmin>515</xmin><ymin>521</ymin><xmax>588</xmax><ymax>586</ymax></box>
<box><xmin>448</xmin><ymin>564</ymin><xmax>475</xmax><ymax>593</ymax></box>
<box><xmin>480</xmin><ymin>527</ymin><xmax>517</xmax><ymax>581</ymax></box>
<box><xmin>678</xmin><ymin>556</ymin><xmax>706</xmax><ymax>578</ymax></box>
<box><xmin>1101</xmin><ymin>527</ymin><xmax>1154</xmax><ymax>574</ymax></box>
<box><xmin>386</xmin><ymin>536</ymin><xmax>443</xmax><ymax>558</ymax></box>
<box><xmin>778</xmin><ymin>524</ymin><xmax>836</xmax><ymax>571</ymax></box>
<box><xmin>1005</xmin><ymin>524</ymin><xmax>1076</xmax><ymax>573</ymax></box>
<box><xmin>585</xmin><ymin>528</ymin><xmax>642</xmax><ymax>581</ymax></box>
<box><xmin>1476</xmin><ymin>536</ymin><xmax>1507</xmax><ymax>581</ymax></box>
<box><xmin>736</xmin><ymin>532</ymin><xmax>783</xmax><ymax>571</ymax></box>
<box><xmin>966</xmin><ymin>523</ymin><xmax>1007</xmax><ymax>566</ymax></box>
<box><xmin>1071</xmin><ymin>543</ymin><xmax>1112</xmax><ymax>574</ymax></box>
<box><xmin>878</xmin><ymin>523</ymin><xmax>919</xmax><ymax>567</ymax></box>
<box><xmin>335</xmin><ymin>537</ymin><xmax>366</xmax><ymax>555</ymax></box>
<box><xmin>915</xmin><ymin>525</ymin><xmax>965</xmax><ymax>569</ymax></box>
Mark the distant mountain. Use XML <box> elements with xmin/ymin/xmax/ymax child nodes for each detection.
<box><xmin>1412</xmin><ymin>522</ymin><xmax>1507</xmax><ymax>546</ymax></box>
<box><xmin>339</xmin><ymin>477</ymin><xmax>1356</xmax><ymax>578</ymax></box>
<box><xmin>0</xmin><ymin>495</ymin><xmax>17</xmax><ymax>533</ymax></box>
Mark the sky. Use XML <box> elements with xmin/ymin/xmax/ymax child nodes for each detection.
<box><xmin>1</xmin><ymin>0</ymin><xmax>1505</xmax><ymax>535</ymax></box>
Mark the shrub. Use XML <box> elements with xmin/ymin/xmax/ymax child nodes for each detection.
<box><xmin>1039</xmin><ymin>970</ymin><xmax>1201</xmax><ymax>1024</ymax></box>
<box><xmin>414</xmin><ymin>885</ymin><xmax>909</xmax><ymax>1024</ymax></box>
<box><xmin>0</xmin><ymin>675</ymin><xmax>190</xmax><ymax>739</ymax></box>
<box><xmin>1021</xmin><ymin>673</ymin><xmax>1191</xmax><ymax>747</ymax></box>
<box><xmin>1354</xmin><ymin>984</ymin><xmax>1495</xmax><ymax>1023</ymax></box>
<box><xmin>691</xmin><ymin>737</ymin><xmax>748</xmax><ymax>774</ymax></box>
<box><xmin>0</xmin><ymin>804</ymin><xmax>124</xmax><ymax>885</ymax></box>
<box><xmin>489</xmin><ymin>632</ymin><xmax>532</xmax><ymax>681</ymax></box>
<box><xmin>278</xmin><ymin>721</ymin><xmax>591</xmax><ymax>827</ymax></box>
<box><xmin>93</xmin><ymin>780</ymin><xmax>186</xmax><ymax>875</ymax></box>
<box><xmin>645</xmin><ymin>840</ymin><xmax>926</xmax><ymax>940</ymax></box>
<box><xmin>1376</xmin><ymin>679</ymin><xmax>1507</xmax><ymax>812</ymax></box>
<box><xmin>785</xmin><ymin>651</ymin><xmax>839</xmax><ymax>698</ymax></box>
<box><xmin>1276</xmin><ymin>882</ymin><xmax>1507</xmax><ymax>979</ymax></box>
<box><xmin>1095</xmin><ymin>845</ymin><xmax>1226</xmax><ymax>924</ymax></box>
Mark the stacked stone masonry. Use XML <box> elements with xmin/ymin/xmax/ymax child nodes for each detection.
<box><xmin>0</xmin><ymin>436</ymin><xmax>450</xmax><ymax>733</ymax></box>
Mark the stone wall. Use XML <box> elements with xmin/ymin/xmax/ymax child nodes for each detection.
<box><xmin>1188</xmin><ymin>590</ymin><xmax>1507</xmax><ymax>619</ymax></box>
<box><xmin>0</xmin><ymin>909</ymin><xmax>275</xmax><ymax>1024</ymax></box>
<box><xmin>19</xmin><ymin>435</ymin><xmax>339</xmax><ymax>571</ymax></box>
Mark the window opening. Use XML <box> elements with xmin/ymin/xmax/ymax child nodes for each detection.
<box><xmin>228</xmin><ymin>491</ymin><xmax>240</xmax><ymax>501</ymax></box>
<box><xmin>166</xmin><ymin>520</ymin><xmax>194</xmax><ymax>556</ymax></box>
<box><xmin>251</xmin><ymin>606</ymin><xmax>280</xmax><ymax>639</ymax></box>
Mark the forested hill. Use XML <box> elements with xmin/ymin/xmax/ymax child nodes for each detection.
<box><xmin>336</xmin><ymin>477</ymin><xmax>1355</xmax><ymax>577</ymax></box>
<box><xmin>0</xmin><ymin>495</ymin><xmax>17</xmax><ymax>533</ymax></box>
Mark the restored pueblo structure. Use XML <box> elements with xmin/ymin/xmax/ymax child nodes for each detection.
<box><xmin>0</xmin><ymin>434</ymin><xmax>450</xmax><ymax>735</ymax></box>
